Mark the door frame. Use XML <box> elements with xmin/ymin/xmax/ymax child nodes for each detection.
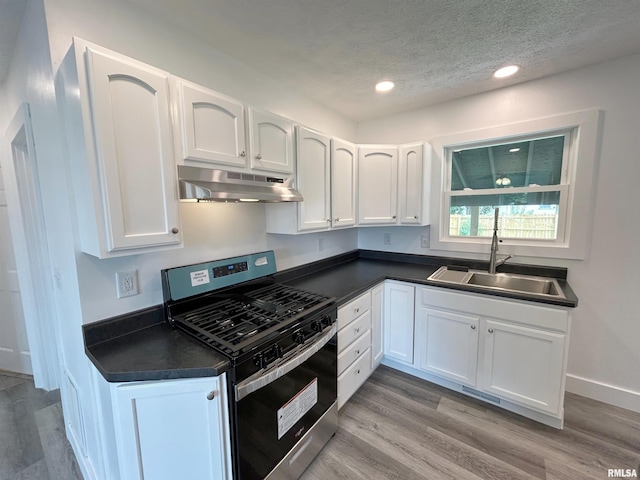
<box><xmin>4</xmin><ymin>102</ymin><xmax>60</xmax><ymax>389</ymax></box>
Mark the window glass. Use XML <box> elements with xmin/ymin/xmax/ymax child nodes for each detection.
<box><xmin>447</xmin><ymin>134</ymin><xmax>567</xmax><ymax>241</ymax></box>
<box><xmin>449</xmin><ymin>192</ymin><xmax>560</xmax><ymax>239</ymax></box>
<box><xmin>451</xmin><ymin>136</ymin><xmax>564</xmax><ymax>191</ymax></box>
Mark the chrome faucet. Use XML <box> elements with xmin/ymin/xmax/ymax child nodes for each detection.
<box><xmin>488</xmin><ymin>207</ymin><xmax>513</xmax><ymax>274</ymax></box>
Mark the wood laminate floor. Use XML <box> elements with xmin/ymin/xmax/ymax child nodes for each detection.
<box><xmin>0</xmin><ymin>371</ymin><xmax>82</xmax><ymax>480</ymax></box>
<box><xmin>1</xmin><ymin>367</ymin><xmax>638</xmax><ymax>479</ymax></box>
<box><xmin>302</xmin><ymin>366</ymin><xmax>640</xmax><ymax>480</ymax></box>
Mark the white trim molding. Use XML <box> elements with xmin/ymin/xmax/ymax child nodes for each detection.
<box><xmin>565</xmin><ymin>373</ymin><xmax>640</xmax><ymax>414</ymax></box>
<box><xmin>429</xmin><ymin>109</ymin><xmax>602</xmax><ymax>260</ymax></box>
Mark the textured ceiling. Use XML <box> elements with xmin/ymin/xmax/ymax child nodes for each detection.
<box><xmin>3</xmin><ymin>1</ymin><xmax>640</xmax><ymax>121</ymax></box>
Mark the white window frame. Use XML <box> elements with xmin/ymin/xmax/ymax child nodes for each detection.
<box><xmin>430</xmin><ymin>110</ymin><xmax>601</xmax><ymax>260</ymax></box>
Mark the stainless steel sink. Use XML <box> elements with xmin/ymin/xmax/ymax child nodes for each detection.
<box><xmin>428</xmin><ymin>266</ymin><xmax>565</xmax><ymax>299</ymax></box>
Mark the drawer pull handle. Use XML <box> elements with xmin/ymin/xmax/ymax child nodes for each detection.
<box><xmin>355</xmin><ymin>327</ymin><xmax>360</xmax><ymax>334</ymax></box>
<box><xmin>488</xmin><ymin>328</ymin><xmax>494</xmax><ymax>333</ymax></box>
<box><xmin>470</xmin><ymin>325</ymin><xmax>476</xmax><ymax>330</ymax></box>
<box><xmin>355</xmin><ymin>308</ymin><xmax>360</xmax><ymax>313</ymax></box>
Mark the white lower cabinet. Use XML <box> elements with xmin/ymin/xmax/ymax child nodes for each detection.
<box><xmin>383</xmin><ymin>281</ymin><xmax>416</xmax><ymax>365</ymax></box>
<box><xmin>370</xmin><ymin>283</ymin><xmax>384</xmax><ymax>369</ymax></box>
<box><xmin>337</xmin><ymin>286</ymin><xmax>384</xmax><ymax>409</ymax></box>
<box><xmin>415</xmin><ymin>306</ymin><xmax>479</xmax><ymax>387</ymax></box>
<box><xmin>481</xmin><ymin>318</ymin><xmax>566</xmax><ymax>415</ymax></box>
<box><xmin>408</xmin><ymin>286</ymin><xmax>571</xmax><ymax>426</ymax></box>
<box><xmin>95</xmin><ymin>372</ymin><xmax>232</xmax><ymax>480</ymax></box>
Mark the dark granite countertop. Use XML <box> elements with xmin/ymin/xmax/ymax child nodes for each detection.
<box><xmin>276</xmin><ymin>250</ymin><xmax>578</xmax><ymax>308</ymax></box>
<box><xmin>83</xmin><ymin>306</ymin><xmax>230</xmax><ymax>382</ymax></box>
<box><xmin>84</xmin><ymin>249</ymin><xmax>577</xmax><ymax>383</ymax></box>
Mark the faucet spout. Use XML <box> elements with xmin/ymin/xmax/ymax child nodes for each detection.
<box><xmin>488</xmin><ymin>208</ymin><xmax>512</xmax><ymax>274</ymax></box>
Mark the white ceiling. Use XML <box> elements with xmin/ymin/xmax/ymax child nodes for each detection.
<box><xmin>3</xmin><ymin>1</ymin><xmax>640</xmax><ymax>121</ymax></box>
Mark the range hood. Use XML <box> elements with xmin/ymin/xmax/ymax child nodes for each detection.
<box><xmin>178</xmin><ymin>165</ymin><xmax>303</xmax><ymax>203</ymax></box>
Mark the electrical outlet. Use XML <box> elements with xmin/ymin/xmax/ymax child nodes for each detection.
<box><xmin>384</xmin><ymin>233</ymin><xmax>392</xmax><ymax>245</ymax></box>
<box><xmin>318</xmin><ymin>238</ymin><xmax>325</xmax><ymax>251</ymax></box>
<box><xmin>421</xmin><ymin>234</ymin><xmax>430</xmax><ymax>248</ymax></box>
<box><xmin>116</xmin><ymin>270</ymin><xmax>139</xmax><ymax>298</ymax></box>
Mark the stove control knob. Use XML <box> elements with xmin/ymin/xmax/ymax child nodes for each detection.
<box><xmin>293</xmin><ymin>330</ymin><xmax>305</xmax><ymax>345</ymax></box>
<box><xmin>253</xmin><ymin>353</ymin><xmax>267</xmax><ymax>370</ymax></box>
<box><xmin>321</xmin><ymin>315</ymin><xmax>333</xmax><ymax>327</ymax></box>
<box><xmin>311</xmin><ymin>320</ymin><xmax>322</xmax><ymax>332</ymax></box>
<box><xmin>274</xmin><ymin>344</ymin><xmax>283</xmax><ymax>358</ymax></box>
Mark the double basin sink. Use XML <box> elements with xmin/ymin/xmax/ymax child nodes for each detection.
<box><xmin>427</xmin><ymin>266</ymin><xmax>565</xmax><ymax>299</ymax></box>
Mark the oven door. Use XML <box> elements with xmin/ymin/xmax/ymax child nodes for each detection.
<box><xmin>234</xmin><ymin>326</ymin><xmax>338</xmax><ymax>480</ymax></box>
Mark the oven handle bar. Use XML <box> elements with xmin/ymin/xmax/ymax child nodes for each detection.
<box><xmin>235</xmin><ymin>325</ymin><xmax>337</xmax><ymax>402</ymax></box>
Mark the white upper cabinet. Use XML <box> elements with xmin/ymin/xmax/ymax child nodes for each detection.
<box><xmin>358</xmin><ymin>146</ymin><xmax>398</xmax><ymax>225</ymax></box>
<box><xmin>174</xmin><ymin>80</ymin><xmax>247</xmax><ymax>167</ymax></box>
<box><xmin>331</xmin><ymin>138</ymin><xmax>357</xmax><ymax>228</ymax></box>
<box><xmin>296</xmin><ymin>126</ymin><xmax>331</xmax><ymax>231</ymax></box>
<box><xmin>248</xmin><ymin>108</ymin><xmax>295</xmax><ymax>174</ymax></box>
<box><xmin>61</xmin><ymin>38</ymin><xmax>182</xmax><ymax>257</ymax></box>
<box><xmin>398</xmin><ymin>143</ymin><xmax>430</xmax><ymax>225</ymax></box>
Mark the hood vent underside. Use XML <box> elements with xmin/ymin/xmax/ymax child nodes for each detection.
<box><xmin>178</xmin><ymin>165</ymin><xmax>303</xmax><ymax>203</ymax></box>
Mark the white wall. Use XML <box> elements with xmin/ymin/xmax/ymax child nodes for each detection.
<box><xmin>356</xmin><ymin>55</ymin><xmax>640</xmax><ymax>411</ymax></box>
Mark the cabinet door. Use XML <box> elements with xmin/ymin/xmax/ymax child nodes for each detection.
<box><xmin>358</xmin><ymin>146</ymin><xmax>398</xmax><ymax>224</ymax></box>
<box><xmin>415</xmin><ymin>306</ymin><xmax>479</xmax><ymax>387</ymax></box>
<box><xmin>370</xmin><ymin>283</ymin><xmax>384</xmax><ymax>369</ymax></box>
<box><xmin>176</xmin><ymin>81</ymin><xmax>247</xmax><ymax>167</ymax></box>
<box><xmin>113</xmin><ymin>376</ymin><xmax>231</xmax><ymax>480</ymax></box>
<box><xmin>383</xmin><ymin>281</ymin><xmax>415</xmax><ymax>364</ymax></box>
<box><xmin>296</xmin><ymin>126</ymin><xmax>331</xmax><ymax>231</ymax></box>
<box><xmin>481</xmin><ymin>319</ymin><xmax>566</xmax><ymax>415</ymax></box>
<box><xmin>248</xmin><ymin>109</ymin><xmax>294</xmax><ymax>174</ymax></box>
<box><xmin>330</xmin><ymin>138</ymin><xmax>357</xmax><ymax>228</ymax></box>
<box><xmin>398</xmin><ymin>143</ymin><xmax>424</xmax><ymax>224</ymax></box>
<box><xmin>85</xmin><ymin>46</ymin><xmax>181</xmax><ymax>252</ymax></box>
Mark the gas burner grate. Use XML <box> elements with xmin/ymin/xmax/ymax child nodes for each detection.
<box><xmin>171</xmin><ymin>284</ymin><xmax>331</xmax><ymax>355</ymax></box>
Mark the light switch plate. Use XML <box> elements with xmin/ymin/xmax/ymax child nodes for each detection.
<box><xmin>116</xmin><ymin>270</ymin><xmax>139</xmax><ymax>298</ymax></box>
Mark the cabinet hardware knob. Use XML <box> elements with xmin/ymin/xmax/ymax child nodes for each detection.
<box><xmin>470</xmin><ymin>325</ymin><xmax>476</xmax><ymax>330</ymax></box>
<box><xmin>356</xmin><ymin>350</ymin><xmax>360</xmax><ymax>355</ymax></box>
<box><xmin>356</xmin><ymin>369</ymin><xmax>360</xmax><ymax>375</ymax></box>
<box><xmin>392</xmin><ymin>215</ymin><xmax>396</xmax><ymax>219</ymax></box>
<box><xmin>355</xmin><ymin>327</ymin><xmax>360</xmax><ymax>333</ymax></box>
<box><xmin>355</xmin><ymin>308</ymin><xmax>360</xmax><ymax>313</ymax></box>
<box><xmin>488</xmin><ymin>328</ymin><xmax>494</xmax><ymax>333</ymax></box>
<box><xmin>335</xmin><ymin>218</ymin><xmax>340</xmax><ymax>222</ymax></box>
<box><xmin>327</xmin><ymin>219</ymin><xmax>331</xmax><ymax>223</ymax></box>
<box><xmin>207</xmin><ymin>391</ymin><xmax>216</xmax><ymax>400</ymax></box>
<box><xmin>240</xmin><ymin>151</ymin><xmax>246</xmax><ymax>157</ymax></box>
<box><xmin>255</xmin><ymin>153</ymin><xmax>262</xmax><ymax>160</ymax></box>
<box><xmin>171</xmin><ymin>227</ymin><xmax>179</xmax><ymax>234</ymax></box>
<box><xmin>414</xmin><ymin>215</ymin><xmax>418</xmax><ymax>219</ymax></box>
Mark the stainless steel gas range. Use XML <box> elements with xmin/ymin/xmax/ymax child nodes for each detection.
<box><xmin>161</xmin><ymin>251</ymin><xmax>338</xmax><ymax>480</ymax></box>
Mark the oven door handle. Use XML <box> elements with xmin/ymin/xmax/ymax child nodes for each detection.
<box><xmin>235</xmin><ymin>325</ymin><xmax>337</xmax><ymax>402</ymax></box>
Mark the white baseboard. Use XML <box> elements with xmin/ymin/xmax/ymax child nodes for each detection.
<box><xmin>565</xmin><ymin>374</ymin><xmax>640</xmax><ymax>413</ymax></box>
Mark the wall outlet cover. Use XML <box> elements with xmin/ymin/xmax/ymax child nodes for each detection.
<box><xmin>384</xmin><ymin>233</ymin><xmax>392</xmax><ymax>245</ymax></box>
<box><xmin>116</xmin><ymin>270</ymin><xmax>139</xmax><ymax>298</ymax></box>
<box><xmin>421</xmin><ymin>234</ymin><xmax>430</xmax><ymax>248</ymax></box>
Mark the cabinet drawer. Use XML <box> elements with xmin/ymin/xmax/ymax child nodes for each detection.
<box><xmin>338</xmin><ymin>291</ymin><xmax>372</xmax><ymax>330</ymax></box>
<box><xmin>338</xmin><ymin>310</ymin><xmax>371</xmax><ymax>352</ymax></box>
<box><xmin>338</xmin><ymin>348</ymin><xmax>372</xmax><ymax>409</ymax></box>
<box><xmin>338</xmin><ymin>329</ymin><xmax>371</xmax><ymax>375</ymax></box>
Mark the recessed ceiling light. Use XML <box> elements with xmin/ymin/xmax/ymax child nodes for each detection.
<box><xmin>494</xmin><ymin>65</ymin><xmax>519</xmax><ymax>78</ymax></box>
<box><xmin>375</xmin><ymin>81</ymin><xmax>395</xmax><ymax>92</ymax></box>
